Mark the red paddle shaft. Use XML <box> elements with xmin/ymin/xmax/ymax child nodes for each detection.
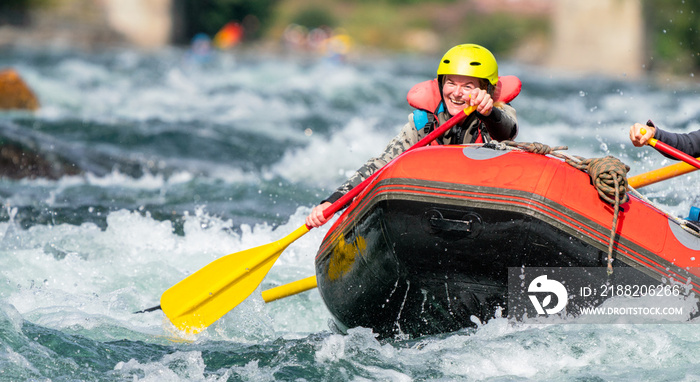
<box><xmin>649</xmin><ymin>139</ymin><xmax>700</xmax><ymax>169</ymax></box>
<box><xmin>316</xmin><ymin>105</ymin><xmax>476</xmax><ymax>224</ymax></box>
<box><xmin>643</xmin><ymin>121</ymin><xmax>700</xmax><ymax>170</ymax></box>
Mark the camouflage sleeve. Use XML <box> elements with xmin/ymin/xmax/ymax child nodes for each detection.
<box><xmin>482</xmin><ymin>103</ymin><xmax>518</xmax><ymax>141</ymax></box>
<box><xmin>323</xmin><ymin>114</ymin><xmax>420</xmax><ymax>204</ymax></box>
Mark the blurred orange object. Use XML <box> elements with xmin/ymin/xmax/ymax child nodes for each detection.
<box><xmin>0</xmin><ymin>68</ymin><xmax>39</xmax><ymax>110</ymax></box>
<box><xmin>213</xmin><ymin>22</ymin><xmax>244</xmax><ymax>50</ymax></box>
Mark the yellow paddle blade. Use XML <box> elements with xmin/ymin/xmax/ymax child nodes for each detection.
<box><xmin>160</xmin><ymin>224</ymin><xmax>310</xmax><ymax>333</ymax></box>
<box><xmin>628</xmin><ymin>160</ymin><xmax>699</xmax><ymax>189</ymax></box>
<box><xmin>262</xmin><ymin>275</ymin><xmax>318</xmax><ymax>303</ymax></box>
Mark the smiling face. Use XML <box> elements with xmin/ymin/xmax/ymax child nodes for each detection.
<box><xmin>441</xmin><ymin>74</ymin><xmax>484</xmax><ymax>116</ymax></box>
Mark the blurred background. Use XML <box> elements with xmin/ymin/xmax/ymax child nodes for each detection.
<box><xmin>0</xmin><ymin>0</ymin><xmax>698</xmax><ymax>79</ymax></box>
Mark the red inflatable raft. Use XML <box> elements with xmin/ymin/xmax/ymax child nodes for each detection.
<box><xmin>314</xmin><ymin>144</ymin><xmax>700</xmax><ymax>338</ymax></box>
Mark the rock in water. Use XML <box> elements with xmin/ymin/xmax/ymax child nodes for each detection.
<box><xmin>0</xmin><ymin>68</ymin><xmax>40</xmax><ymax>110</ymax></box>
<box><xmin>0</xmin><ymin>142</ymin><xmax>80</xmax><ymax>180</ymax></box>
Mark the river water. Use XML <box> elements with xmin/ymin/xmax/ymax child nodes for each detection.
<box><xmin>1</xmin><ymin>46</ymin><xmax>699</xmax><ymax>381</ymax></box>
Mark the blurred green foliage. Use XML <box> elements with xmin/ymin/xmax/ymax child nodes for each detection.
<box><xmin>292</xmin><ymin>7</ymin><xmax>337</xmax><ymax>29</ymax></box>
<box><xmin>181</xmin><ymin>0</ymin><xmax>279</xmax><ymax>42</ymax></box>
<box><xmin>644</xmin><ymin>0</ymin><xmax>700</xmax><ymax>73</ymax></box>
<box><xmin>0</xmin><ymin>0</ymin><xmax>42</xmax><ymax>26</ymax></box>
<box><xmin>350</xmin><ymin>0</ymin><xmax>455</xmax><ymax>3</ymax></box>
<box><xmin>0</xmin><ymin>0</ymin><xmax>46</xmax><ymax>6</ymax></box>
<box><xmin>458</xmin><ymin>12</ymin><xmax>549</xmax><ymax>56</ymax></box>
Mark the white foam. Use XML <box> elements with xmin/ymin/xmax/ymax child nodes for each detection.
<box><xmin>268</xmin><ymin>117</ymin><xmax>397</xmax><ymax>188</ymax></box>
<box><xmin>113</xmin><ymin>351</ymin><xmax>227</xmax><ymax>381</ymax></box>
<box><xmin>0</xmin><ymin>204</ymin><xmax>333</xmax><ymax>341</ymax></box>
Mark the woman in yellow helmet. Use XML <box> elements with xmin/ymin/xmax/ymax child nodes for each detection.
<box><xmin>306</xmin><ymin>43</ymin><xmax>519</xmax><ymax>227</ymax></box>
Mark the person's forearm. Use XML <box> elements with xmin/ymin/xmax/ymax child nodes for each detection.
<box><xmin>655</xmin><ymin>128</ymin><xmax>700</xmax><ymax>158</ymax></box>
<box><xmin>323</xmin><ymin>161</ymin><xmax>381</xmax><ymax>204</ymax></box>
<box><xmin>481</xmin><ymin>105</ymin><xmax>517</xmax><ymax>141</ymax></box>
<box><xmin>323</xmin><ymin>120</ymin><xmax>419</xmax><ymax>203</ymax></box>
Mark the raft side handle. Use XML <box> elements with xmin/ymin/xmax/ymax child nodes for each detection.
<box><xmin>424</xmin><ymin>209</ymin><xmax>483</xmax><ymax>237</ymax></box>
<box><xmin>430</xmin><ymin>215</ymin><xmax>473</xmax><ymax>232</ymax></box>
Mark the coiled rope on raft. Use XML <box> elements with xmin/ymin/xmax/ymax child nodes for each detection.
<box><xmin>496</xmin><ymin>141</ymin><xmax>630</xmax><ymax>274</ymax></box>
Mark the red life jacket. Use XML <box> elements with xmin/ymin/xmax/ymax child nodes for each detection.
<box><xmin>406</xmin><ymin>75</ymin><xmax>522</xmax><ymax>143</ymax></box>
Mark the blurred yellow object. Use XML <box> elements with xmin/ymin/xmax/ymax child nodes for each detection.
<box><xmin>323</xmin><ymin>33</ymin><xmax>353</xmax><ymax>56</ymax></box>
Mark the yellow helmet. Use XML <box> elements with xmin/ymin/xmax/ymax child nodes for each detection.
<box><xmin>437</xmin><ymin>44</ymin><xmax>499</xmax><ymax>86</ymax></box>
